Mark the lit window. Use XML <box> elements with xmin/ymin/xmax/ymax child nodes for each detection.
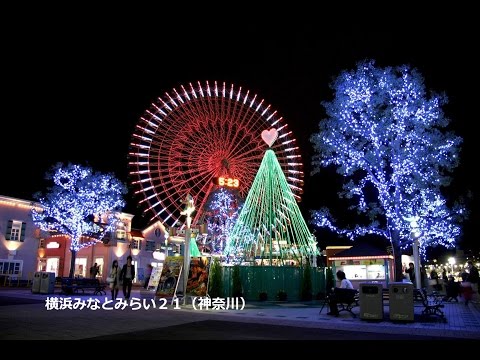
<box><xmin>11</xmin><ymin>227</ymin><xmax>20</xmax><ymax>241</ymax></box>
<box><xmin>6</xmin><ymin>220</ymin><xmax>25</xmax><ymax>242</ymax></box>
<box><xmin>116</xmin><ymin>229</ymin><xmax>126</xmax><ymax>240</ymax></box>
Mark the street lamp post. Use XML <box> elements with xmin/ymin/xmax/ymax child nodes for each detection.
<box><xmin>405</xmin><ymin>216</ymin><xmax>422</xmax><ymax>290</ymax></box>
<box><xmin>164</xmin><ymin>234</ymin><xmax>169</xmax><ymax>258</ymax></box>
<box><xmin>180</xmin><ymin>194</ymin><xmax>195</xmax><ymax>304</ymax></box>
<box><xmin>184</xmin><ymin>227</ymin><xmax>191</xmax><ymax>303</ymax></box>
<box><xmin>412</xmin><ymin>235</ymin><xmax>422</xmax><ymax>290</ymax></box>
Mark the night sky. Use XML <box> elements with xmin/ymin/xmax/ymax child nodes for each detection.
<box><xmin>2</xmin><ymin>20</ymin><xmax>477</xmax><ymax>253</ymax></box>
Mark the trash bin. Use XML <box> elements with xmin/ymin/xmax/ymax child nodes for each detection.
<box><xmin>39</xmin><ymin>272</ymin><xmax>56</xmax><ymax>294</ymax></box>
<box><xmin>359</xmin><ymin>282</ymin><xmax>383</xmax><ymax>320</ymax></box>
<box><xmin>32</xmin><ymin>271</ymin><xmax>43</xmax><ymax>294</ymax></box>
<box><xmin>389</xmin><ymin>282</ymin><xmax>414</xmax><ymax>321</ymax></box>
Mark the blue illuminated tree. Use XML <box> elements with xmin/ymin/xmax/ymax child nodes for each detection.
<box><xmin>204</xmin><ymin>188</ymin><xmax>242</xmax><ymax>254</ymax></box>
<box><xmin>31</xmin><ymin>163</ymin><xmax>127</xmax><ymax>277</ymax></box>
<box><xmin>310</xmin><ymin>60</ymin><xmax>466</xmax><ymax>280</ymax></box>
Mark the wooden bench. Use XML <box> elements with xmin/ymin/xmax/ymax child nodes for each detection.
<box><xmin>61</xmin><ymin>278</ymin><xmax>107</xmax><ymax>296</ymax></box>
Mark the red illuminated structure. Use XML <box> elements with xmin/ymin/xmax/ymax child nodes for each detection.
<box><xmin>212</xmin><ymin>176</ymin><xmax>240</xmax><ymax>188</ymax></box>
<box><xmin>129</xmin><ymin>81</ymin><xmax>304</xmax><ymax>228</ymax></box>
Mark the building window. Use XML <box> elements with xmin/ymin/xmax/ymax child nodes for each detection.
<box><xmin>46</xmin><ymin>258</ymin><xmax>60</xmax><ymax>277</ymax></box>
<box><xmin>37</xmin><ymin>259</ymin><xmax>47</xmax><ymax>272</ymax></box>
<box><xmin>94</xmin><ymin>257</ymin><xmax>104</xmax><ymax>277</ymax></box>
<box><xmin>115</xmin><ymin>220</ymin><xmax>127</xmax><ymax>242</ymax></box>
<box><xmin>131</xmin><ymin>239</ymin><xmax>141</xmax><ymax>250</ymax></box>
<box><xmin>75</xmin><ymin>258</ymin><xmax>87</xmax><ymax>278</ymax></box>
<box><xmin>11</xmin><ymin>226</ymin><xmax>20</xmax><ymax>241</ymax></box>
<box><xmin>5</xmin><ymin>220</ymin><xmax>26</xmax><ymax>242</ymax></box>
<box><xmin>0</xmin><ymin>260</ymin><xmax>23</xmax><ymax>275</ymax></box>
<box><xmin>145</xmin><ymin>240</ymin><xmax>156</xmax><ymax>252</ymax></box>
<box><xmin>116</xmin><ymin>229</ymin><xmax>126</xmax><ymax>241</ymax></box>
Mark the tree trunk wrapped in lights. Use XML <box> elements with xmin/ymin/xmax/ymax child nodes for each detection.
<box><xmin>310</xmin><ymin>60</ymin><xmax>466</xmax><ymax>281</ymax></box>
<box><xmin>31</xmin><ymin>163</ymin><xmax>127</xmax><ymax>278</ymax></box>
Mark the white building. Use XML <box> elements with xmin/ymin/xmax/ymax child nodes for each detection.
<box><xmin>0</xmin><ymin>194</ymin><xmax>171</xmax><ymax>286</ymax></box>
<box><xmin>0</xmin><ymin>195</ymin><xmax>42</xmax><ymax>282</ymax></box>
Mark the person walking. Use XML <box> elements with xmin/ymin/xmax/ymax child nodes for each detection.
<box><xmin>120</xmin><ymin>255</ymin><xmax>135</xmax><ymax>301</ymax></box>
<box><xmin>108</xmin><ymin>260</ymin><xmax>121</xmax><ymax>301</ymax></box>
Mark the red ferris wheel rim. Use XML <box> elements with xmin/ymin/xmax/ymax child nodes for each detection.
<box><xmin>128</xmin><ymin>80</ymin><xmax>304</xmax><ymax>228</ymax></box>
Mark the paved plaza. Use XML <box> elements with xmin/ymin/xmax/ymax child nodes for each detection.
<box><xmin>0</xmin><ymin>287</ymin><xmax>479</xmax><ymax>340</ymax></box>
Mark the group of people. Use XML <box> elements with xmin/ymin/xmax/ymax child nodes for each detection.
<box><xmin>441</xmin><ymin>261</ymin><xmax>479</xmax><ymax>305</ymax></box>
<box><xmin>325</xmin><ymin>260</ymin><xmax>479</xmax><ymax>315</ymax></box>
<box><xmin>107</xmin><ymin>256</ymin><xmax>136</xmax><ymax>301</ymax></box>
<box><xmin>403</xmin><ymin>260</ymin><xmax>479</xmax><ymax>304</ymax></box>
<box><xmin>105</xmin><ymin>258</ymin><xmax>157</xmax><ymax>300</ymax></box>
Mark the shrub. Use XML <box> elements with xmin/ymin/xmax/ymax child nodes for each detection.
<box><xmin>326</xmin><ymin>267</ymin><xmax>335</xmax><ymax>293</ymax></box>
<box><xmin>208</xmin><ymin>257</ymin><xmax>223</xmax><ymax>298</ymax></box>
<box><xmin>259</xmin><ymin>291</ymin><xmax>268</xmax><ymax>301</ymax></box>
<box><xmin>276</xmin><ymin>290</ymin><xmax>287</xmax><ymax>301</ymax></box>
<box><xmin>300</xmin><ymin>261</ymin><xmax>313</xmax><ymax>301</ymax></box>
<box><xmin>232</xmin><ymin>265</ymin><xmax>243</xmax><ymax>297</ymax></box>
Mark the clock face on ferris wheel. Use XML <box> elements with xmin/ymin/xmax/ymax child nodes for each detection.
<box><xmin>212</xmin><ymin>176</ymin><xmax>240</xmax><ymax>188</ymax></box>
<box><xmin>128</xmin><ymin>81</ymin><xmax>304</xmax><ymax>228</ymax></box>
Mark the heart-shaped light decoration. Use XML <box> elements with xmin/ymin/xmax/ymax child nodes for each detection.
<box><xmin>261</xmin><ymin>128</ymin><xmax>278</xmax><ymax>147</ymax></box>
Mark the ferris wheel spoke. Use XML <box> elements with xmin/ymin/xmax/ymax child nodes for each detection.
<box><xmin>130</xmin><ymin>81</ymin><xmax>304</xmax><ymax>227</ymax></box>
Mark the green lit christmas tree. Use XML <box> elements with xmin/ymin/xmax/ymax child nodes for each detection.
<box><xmin>224</xmin><ymin>129</ymin><xmax>319</xmax><ymax>265</ymax></box>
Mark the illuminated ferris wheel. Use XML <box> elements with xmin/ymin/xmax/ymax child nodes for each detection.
<box><xmin>128</xmin><ymin>81</ymin><xmax>304</xmax><ymax>228</ymax></box>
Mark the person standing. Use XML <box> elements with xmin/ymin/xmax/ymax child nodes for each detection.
<box><xmin>90</xmin><ymin>263</ymin><xmax>99</xmax><ymax>278</ymax></box>
<box><xmin>108</xmin><ymin>260</ymin><xmax>121</xmax><ymax>301</ymax></box>
<box><xmin>120</xmin><ymin>255</ymin><xmax>135</xmax><ymax>301</ymax></box>
<box><xmin>460</xmin><ymin>272</ymin><xmax>474</xmax><ymax>305</ymax></box>
<box><xmin>466</xmin><ymin>260</ymin><xmax>479</xmax><ymax>299</ymax></box>
<box><xmin>442</xmin><ymin>268</ymin><xmax>448</xmax><ymax>281</ymax></box>
<box><xmin>430</xmin><ymin>268</ymin><xmax>441</xmax><ymax>291</ymax></box>
<box><xmin>443</xmin><ymin>275</ymin><xmax>460</xmax><ymax>302</ymax></box>
<box><xmin>405</xmin><ymin>262</ymin><xmax>415</xmax><ymax>283</ymax></box>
